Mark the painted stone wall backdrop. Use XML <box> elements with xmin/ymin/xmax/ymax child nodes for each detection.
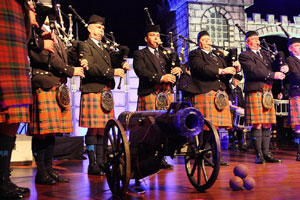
<box><xmin>166</xmin><ymin>0</ymin><xmax>300</xmax><ymax>58</ymax></box>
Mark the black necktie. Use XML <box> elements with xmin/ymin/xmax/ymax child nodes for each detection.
<box><xmin>154</xmin><ymin>49</ymin><xmax>159</xmax><ymax>58</ymax></box>
<box><xmin>209</xmin><ymin>52</ymin><xmax>218</xmax><ymax>62</ymax></box>
<box><xmin>257</xmin><ymin>51</ymin><xmax>262</xmax><ymax>58</ymax></box>
<box><xmin>98</xmin><ymin>42</ymin><xmax>103</xmax><ymax>50</ymax></box>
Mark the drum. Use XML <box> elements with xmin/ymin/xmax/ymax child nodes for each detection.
<box><xmin>274</xmin><ymin>99</ymin><xmax>289</xmax><ymax>116</ymax></box>
<box><xmin>233</xmin><ymin>108</ymin><xmax>246</xmax><ymax>129</ymax></box>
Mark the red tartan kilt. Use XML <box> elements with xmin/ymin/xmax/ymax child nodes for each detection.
<box><xmin>29</xmin><ymin>87</ymin><xmax>73</xmax><ymax>135</ymax></box>
<box><xmin>137</xmin><ymin>93</ymin><xmax>174</xmax><ymax>111</ymax></box>
<box><xmin>79</xmin><ymin>92</ymin><xmax>114</xmax><ymax>128</ymax></box>
<box><xmin>192</xmin><ymin>91</ymin><xmax>232</xmax><ymax>128</ymax></box>
<box><xmin>245</xmin><ymin>85</ymin><xmax>276</xmax><ymax>125</ymax></box>
<box><xmin>289</xmin><ymin>96</ymin><xmax>300</xmax><ymax>126</ymax></box>
<box><xmin>0</xmin><ymin>0</ymin><xmax>32</xmax><ymax>107</ymax></box>
<box><xmin>0</xmin><ymin>105</ymin><xmax>29</xmax><ymax>124</ymax></box>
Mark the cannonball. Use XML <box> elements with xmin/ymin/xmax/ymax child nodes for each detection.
<box><xmin>233</xmin><ymin>164</ymin><xmax>249</xmax><ymax>179</ymax></box>
<box><xmin>244</xmin><ymin>176</ymin><xmax>255</xmax><ymax>190</ymax></box>
<box><xmin>229</xmin><ymin>176</ymin><xmax>244</xmax><ymax>191</ymax></box>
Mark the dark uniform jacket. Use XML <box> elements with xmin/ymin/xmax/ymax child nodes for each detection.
<box><xmin>30</xmin><ymin>33</ymin><xmax>74</xmax><ymax>90</ymax></box>
<box><xmin>80</xmin><ymin>38</ymin><xmax>115</xmax><ymax>94</ymax></box>
<box><xmin>185</xmin><ymin>48</ymin><xmax>232</xmax><ymax>94</ymax></box>
<box><xmin>239</xmin><ymin>49</ymin><xmax>276</xmax><ymax>92</ymax></box>
<box><xmin>133</xmin><ymin>47</ymin><xmax>178</xmax><ymax>96</ymax></box>
<box><xmin>287</xmin><ymin>56</ymin><xmax>300</xmax><ymax>97</ymax></box>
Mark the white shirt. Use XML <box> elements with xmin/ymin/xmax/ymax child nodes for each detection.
<box><xmin>90</xmin><ymin>37</ymin><xmax>102</xmax><ymax>48</ymax></box>
<box><xmin>148</xmin><ymin>46</ymin><xmax>159</xmax><ymax>55</ymax></box>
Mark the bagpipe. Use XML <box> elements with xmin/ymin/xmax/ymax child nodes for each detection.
<box><xmin>144</xmin><ymin>7</ymin><xmax>183</xmax><ymax>104</ymax></box>
<box><xmin>68</xmin><ymin>3</ymin><xmax>130</xmax><ymax>89</ymax></box>
<box><xmin>175</xmin><ymin>33</ymin><xmax>239</xmax><ymax>101</ymax></box>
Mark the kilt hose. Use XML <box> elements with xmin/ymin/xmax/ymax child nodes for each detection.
<box><xmin>245</xmin><ymin>84</ymin><xmax>276</xmax><ymax>125</ymax></box>
<box><xmin>137</xmin><ymin>93</ymin><xmax>174</xmax><ymax>111</ymax></box>
<box><xmin>289</xmin><ymin>96</ymin><xmax>300</xmax><ymax>126</ymax></box>
<box><xmin>192</xmin><ymin>90</ymin><xmax>232</xmax><ymax>128</ymax></box>
<box><xmin>29</xmin><ymin>87</ymin><xmax>73</xmax><ymax>135</ymax></box>
<box><xmin>79</xmin><ymin>92</ymin><xmax>114</xmax><ymax>128</ymax></box>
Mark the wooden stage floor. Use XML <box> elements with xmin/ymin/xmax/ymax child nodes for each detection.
<box><xmin>11</xmin><ymin>146</ymin><xmax>300</xmax><ymax>200</ymax></box>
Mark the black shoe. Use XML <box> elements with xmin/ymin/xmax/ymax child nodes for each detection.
<box><xmin>297</xmin><ymin>153</ymin><xmax>300</xmax><ymax>161</ymax></box>
<box><xmin>97</xmin><ymin>163</ymin><xmax>105</xmax><ymax>176</ymax></box>
<box><xmin>160</xmin><ymin>158</ymin><xmax>174</xmax><ymax>170</ymax></box>
<box><xmin>255</xmin><ymin>153</ymin><xmax>265</xmax><ymax>164</ymax></box>
<box><xmin>239</xmin><ymin>145</ymin><xmax>248</xmax><ymax>152</ymax></box>
<box><xmin>0</xmin><ymin>186</ymin><xmax>24</xmax><ymax>200</ymax></box>
<box><xmin>263</xmin><ymin>153</ymin><xmax>282</xmax><ymax>163</ymax></box>
<box><xmin>88</xmin><ymin>163</ymin><xmax>101</xmax><ymax>175</ymax></box>
<box><xmin>220</xmin><ymin>157</ymin><xmax>229</xmax><ymax>166</ymax></box>
<box><xmin>35</xmin><ymin>173</ymin><xmax>56</xmax><ymax>185</ymax></box>
<box><xmin>130</xmin><ymin>180</ymin><xmax>146</xmax><ymax>194</ymax></box>
<box><xmin>7</xmin><ymin>179</ymin><xmax>30</xmax><ymax>194</ymax></box>
<box><xmin>48</xmin><ymin>170</ymin><xmax>69</xmax><ymax>183</ymax></box>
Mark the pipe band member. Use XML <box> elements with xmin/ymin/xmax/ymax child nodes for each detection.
<box><xmin>186</xmin><ymin>30</ymin><xmax>241</xmax><ymax>166</ymax></box>
<box><xmin>79</xmin><ymin>14</ymin><xmax>128</xmax><ymax>175</ymax></box>
<box><xmin>286</xmin><ymin>37</ymin><xmax>300</xmax><ymax>161</ymax></box>
<box><xmin>133</xmin><ymin>24</ymin><xmax>182</xmax><ymax>170</ymax></box>
<box><xmin>29</xmin><ymin>5</ymin><xmax>85</xmax><ymax>184</ymax></box>
<box><xmin>0</xmin><ymin>0</ymin><xmax>33</xmax><ymax>199</ymax></box>
<box><xmin>227</xmin><ymin>73</ymin><xmax>247</xmax><ymax>152</ymax></box>
<box><xmin>239</xmin><ymin>31</ymin><xmax>287</xmax><ymax>164</ymax></box>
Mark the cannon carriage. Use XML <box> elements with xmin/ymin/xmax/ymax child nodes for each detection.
<box><xmin>102</xmin><ymin>102</ymin><xmax>221</xmax><ymax>197</ymax></box>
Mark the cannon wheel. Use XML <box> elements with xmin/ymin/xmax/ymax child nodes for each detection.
<box><xmin>103</xmin><ymin>119</ymin><xmax>131</xmax><ymax>197</ymax></box>
<box><xmin>184</xmin><ymin>119</ymin><xmax>221</xmax><ymax>192</ymax></box>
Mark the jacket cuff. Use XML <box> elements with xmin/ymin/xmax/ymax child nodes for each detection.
<box><xmin>61</xmin><ymin>65</ymin><xmax>74</xmax><ymax>78</ymax></box>
<box><xmin>265</xmin><ymin>72</ymin><xmax>275</xmax><ymax>81</ymax></box>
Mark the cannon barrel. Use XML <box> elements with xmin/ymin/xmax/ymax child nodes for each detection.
<box><xmin>118</xmin><ymin>103</ymin><xmax>204</xmax><ymax>137</ymax></box>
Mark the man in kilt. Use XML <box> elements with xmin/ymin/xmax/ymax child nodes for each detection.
<box><xmin>133</xmin><ymin>24</ymin><xmax>182</xmax><ymax>170</ymax></box>
<box><xmin>79</xmin><ymin>15</ymin><xmax>129</xmax><ymax>175</ymax></box>
<box><xmin>28</xmin><ymin>7</ymin><xmax>86</xmax><ymax>185</ymax></box>
<box><xmin>0</xmin><ymin>0</ymin><xmax>34</xmax><ymax>199</ymax></box>
<box><xmin>286</xmin><ymin>37</ymin><xmax>300</xmax><ymax>161</ymax></box>
<box><xmin>186</xmin><ymin>31</ymin><xmax>240</xmax><ymax>166</ymax></box>
<box><xmin>239</xmin><ymin>31</ymin><xmax>287</xmax><ymax>164</ymax></box>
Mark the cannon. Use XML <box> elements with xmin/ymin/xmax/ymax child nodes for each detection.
<box><xmin>102</xmin><ymin>102</ymin><xmax>221</xmax><ymax>197</ymax></box>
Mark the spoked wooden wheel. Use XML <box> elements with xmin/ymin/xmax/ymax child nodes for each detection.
<box><xmin>103</xmin><ymin>119</ymin><xmax>131</xmax><ymax>197</ymax></box>
<box><xmin>184</xmin><ymin>119</ymin><xmax>221</xmax><ymax>191</ymax></box>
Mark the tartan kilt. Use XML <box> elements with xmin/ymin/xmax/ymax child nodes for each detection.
<box><xmin>137</xmin><ymin>92</ymin><xmax>174</xmax><ymax>111</ymax></box>
<box><xmin>289</xmin><ymin>96</ymin><xmax>300</xmax><ymax>126</ymax></box>
<box><xmin>29</xmin><ymin>87</ymin><xmax>73</xmax><ymax>135</ymax></box>
<box><xmin>0</xmin><ymin>105</ymin><xmax>29</xmax><ymax>124</ymax></box>
<box><xmin>0</xmin><ymin>0</ymin><xmax>32</xmax><ymax>108</ymax></box>
<box><xmin>79</xmin><ymin>92</ymin><xmax>114</xmax><ymax>128</ymax></box>
<box><xmin>245</xmin><ymin>84</ymin><xmax>276</xmax><ymax>125</ymax></box>
<box><xmin>192</xmin><ymin>90</ymin><xmax>232</xmax><ymax>128</ymax></box>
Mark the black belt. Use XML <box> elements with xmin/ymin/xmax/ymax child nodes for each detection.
<box><xmin>32</xmin><ymin>70</ymin><xmax>50</xmax><ymax>76</ymax></box>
